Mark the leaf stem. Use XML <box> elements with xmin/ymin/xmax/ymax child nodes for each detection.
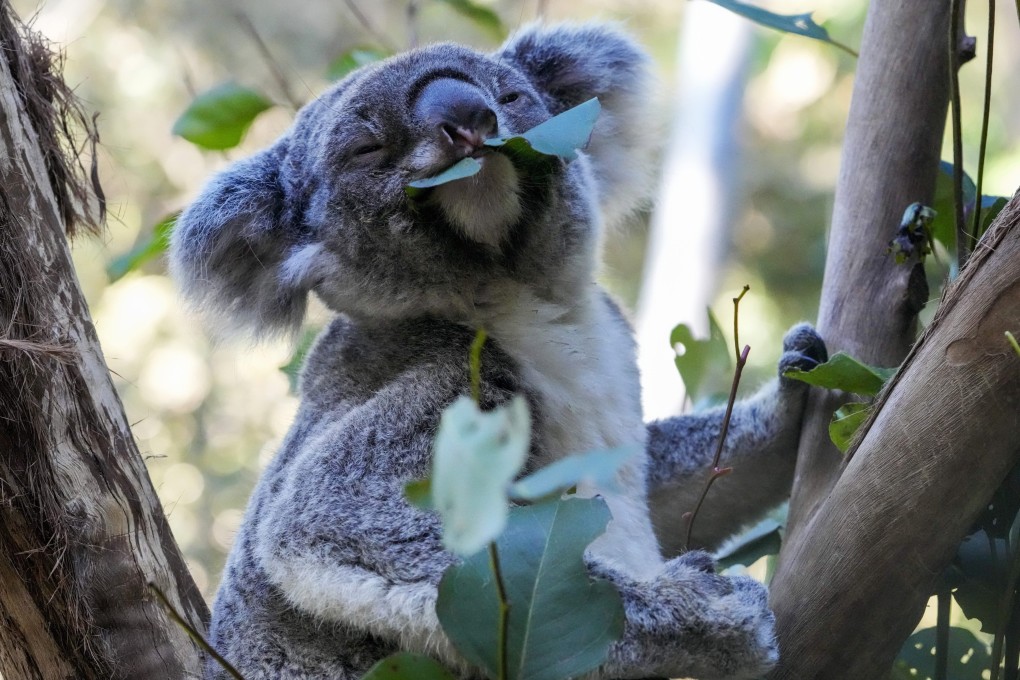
<box><xmin>971</xmin><ymin>0</ymin><xmax>995</xmax><ymax>243</ymax></box>
<box><xmin>732</xmin><ymin>285</ymin><xmax>750</xmax><ymax>360</ymax></box>
<box><xmin>488</xmin><ymin>542</ymin><xmax>510</xmax><ymax>680</ymax></box>
<box><xmin>949</xmin><ymin>0</ymin><xmax>970</xmax><ymax>266</ymax></box>
<box><xmin>1006</xmin><ymin>331</ymin><xmax>1020</xmax><ymax>357</ymax></box>
<box><xmin>829</xmin><ymin>38</ymin><xmax>859</xmax><ymax>59</ymax></box>
<box><xmin>148</xmin><ymin>583</ymin><xmax>246</xmax><ymax>680</ymax></box>
<box><xmin>470</xmin><ymin>328</ymin><xmax>488</xmax><ymax>405</ymax></box>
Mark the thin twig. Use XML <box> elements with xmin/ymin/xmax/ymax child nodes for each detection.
<box><xmin>149</xmin><ymin>583</ymin><xmax>245</xmax><ymax>680</ymax></box>
<box><xmin>949</xmin><ymin>0</ymin><xmax>970</xmax><ymax>266</ymax></box>
<box><xmin>971</xmin><ymin>0</ymin><xmax>995</xmax><ymax>242</ymax></box>
<box><xmin>342</xmin><ymin>0</ymin><xmax>397</xmax><ymax>51</ymax></box>
<box><xmin>732</xmin><ymin>285</ymin><xmax>749</xmax><ymax>361</ymax></box>
<box><xmin>233</xmin><ymin>11</ymin><xmax>302</xmax><ymax>111</ymax></box>
<box><xmin>470</xmin><ymin>328</ymin><xmax>488</xmax><ymax>404</ymax></box>
<box><xmin>488</xmin><ymin>542</ymin><xmax>510</xmax><ymax>680</ymax></box>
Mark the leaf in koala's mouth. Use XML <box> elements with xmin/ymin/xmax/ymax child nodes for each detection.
<box><xmin>403</xmin><ymin>97</ymin><xmax>601</xmax><ymax>197</ymax></box>
<box><xmin>405</xmin><ymin>157</ymin><xmax>483</xmax><ymax>198</ymax></box>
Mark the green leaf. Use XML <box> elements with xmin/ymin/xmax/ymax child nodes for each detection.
<box><xmin>930</xmin><ymin>160</ymin><xmax>977</xmax><ymax>252</ymax></box>
<box><xmin>951</xmin><ymin>529</ymin><xmax>1011</xmax><ymax>633</ymax></box>
<box><xmin>434</xmin><ymin>0</ymin><xmax>505</xmax><ymax>40</ymax></box>
<box><xmin>279</xmin><ymin>328</ymin><xmax>320</xmax><ymax>395</ymax></box>
<box><xmin>716</xmin><ymin>517</ymin><xmax>783</xmax><ymax>570</ymax></box>
<box><xmin>977</xmin><ymin>195</ymin><xmax>1008</xmax><ymax>238</ymax></box>
<box><xmin>670</xmin><ymin>311</ymin><xmax>731</xmax><ymax>404</ymax></box>
<box><xmin>106</xmin><ymin>212</ymin><xmax>177</xmax><ymax>282</ymax></box>
<box><xmin>172</xmin><ymin>81</ymin><xmax>273</xmax><ymax>150</ymax></box>
<box><xmin>784</xmin><ymin>351</ymin><xmax>895</xmax><ymax>396</ymax></box>
<box><xmin>894</xmin><ymin>626</ymin><xmax>991</xmax><ymax>680</ymax></box>
<box><xmin>703</xmin><ymin>0</ymin><xmax>856</xmax><ymax>56</ymax></box>
<box><xmin>828</xmin><ymin>401</ymin><xmax>870</xmax><ymax>453</ymax></box>
<box><xmin>360</xmin><ymin>652</ymin><xmax>458</xmax><ymax>680</ymax></box>
<box><xmin>437</xmin><ymin>497</ymin><xmax>624</xmax><ymax>680</ymax></box>
<box><xmin>509</xmin><ymin>446</ymin><xmax>638</xmax><ymax>502</ymax></box>
<box><xmin>432</xmin><ymin>395</ymin><xmax>530</xmax><ymax>556</ymax></box>
<box><xmin>485</xmin><ymin>98</ymin><xmax>601</xmax><ymax>163</ymax></box>
<box><xmin>327</xmin><ymin>47</ymin><xmax>388</xmax><ymax>81</ymax></box>
<box><xmin>405</xmin><ymin>157</ymin><xmax>482</xmax><ymax>198</ymax></box>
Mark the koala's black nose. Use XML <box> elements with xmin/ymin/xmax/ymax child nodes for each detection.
<box><xmin>414</xmin><ymin>78</ymin><xmax>497</xmax><ymax>155</ymax></box>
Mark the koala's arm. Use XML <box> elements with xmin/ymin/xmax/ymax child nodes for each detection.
<box><xmin>646</xmin><ymin>324</ymin><xmax>828</xmax><ymax>553</ymax></box>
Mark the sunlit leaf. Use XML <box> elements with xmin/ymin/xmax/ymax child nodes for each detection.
<box><xmin>509</xmin><ymin>446</ymin><xmax>637</xmax><ymax>502</ymax></box>
<box><xmin>432</xmin><ymin>395</ymin><xmax>530</xmax><ymax>556</ymax></box>
<box><xmin>671</xmin><ymin>310</ymin><xmax>731</xmax><ymax>404</ymax></box>
<box><xmin>828</xmin><ymin>401</ymin><xmax>870</xmax><ymax>453</ymax></box>
<box><xmin>485</xmin><ymin>97</ymin><xmax>601</xmax><ymax>163</ymax></box>
<box><xmin>894</xmin><ymin>626</ymin><xmax>991</xmax><ymax>680</ymax></box>
<box><xmin>435</xmin><ymin>0</ymin><xmax>505</xmax><ymax>40</ymax></box>
<box><xmin>106</xmin><ymin>212</ymin><xmax>177</xmax><ymax>282</ymax></box>
<box><xmin>172</xmin><ymin>81</ymin><xmax>273</xmax><ymax>150</ymax></box>
<box><xmin>784</xmin><ymin>351</ymin><xmax>895</xmax><ymax>396</ymax></box>
<box><xmin>702</xmin><ymin>0</ymin><xmax>856</xmax><ymax>55</ymax></box>
<box><xmin>437</xmin><ymin>497</ymin><xmax>624</xmax><ymax>680</ymax></box>
<box><xmin>327</xmin><ymin>47</ymin><xmax>388</xmax><ymax>81</ymax></box>
<box><xmin>361</xmin><ymin>652</ymin><xmax>458</xmax><ymax>680</ymax></box>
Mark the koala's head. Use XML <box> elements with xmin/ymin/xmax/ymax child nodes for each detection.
<box><xmin>170</xmin><ymin>23</ymin><xmax>654</xmax><ymax>337</ymax></box>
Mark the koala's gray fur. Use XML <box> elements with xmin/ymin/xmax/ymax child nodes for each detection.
<box><xmin>170</xmin><ymin>22</ymin><xmax>827</xmax><ymax>680</ymax></box>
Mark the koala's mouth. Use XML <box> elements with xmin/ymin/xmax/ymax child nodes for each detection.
<box><xmin>428</xmin><ymin>151</ymin><xmax>524</xmax><ymax>250</ymax></box>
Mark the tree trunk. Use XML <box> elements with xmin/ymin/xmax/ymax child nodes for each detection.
<box><xmin>0</xmin><ymin>5</ymin><xmax>207</xmax><ymax>679</ymax></box>
<box><xmin>780</xmin><ymin>0</ymin><xmax>951</xmax><ymax>555</ymax></box>
<box><xmin>768</xmin><ymin>188</ymin><xmax>1020</xmax><ymax>679</ymax></box>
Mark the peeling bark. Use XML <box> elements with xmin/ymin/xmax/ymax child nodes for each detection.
<box><xmin>0</xmin><ymin>6</ymin><xmax>206</xmax><ymax>679</ymax></box>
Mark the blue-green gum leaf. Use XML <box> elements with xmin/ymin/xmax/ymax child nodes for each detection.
<box><xmin>784</xmin><ymin>352</ymin><xmax>896</xmax><ymax>396</ymax></box>
<box><xmin>436</xmin><ymin>497</ymin><xmax>624</xmax><ymax>680</ymax></box>
<box><xmin>431</xmin><ymin>395</ymin><xmax>530</xmax><ymax>557</ymax></box>
<box><xmin>828</xmin><ymin>401</ymin><xmax>870</xmax><ymax>453</ymax></box>
<box><xmin>405</xmin><ymin>157</ymin><xmax>482</xmax><ymax>197</ymax></box>
<box><xmin>106</xmin><ymin>212</ymin><xmax>178</xmax><ymax>282</ymax></box>
<box><xmin>670</xmin><ymin>310</ymin><xmax>731</xmax><ymax>404</ymax></box>
<box><xmin>509</xmin><ymin>446</ymin><xmax>638</xmax><ymax>502</ymax></box>
<box><xmin>703</xmin><ymin>0</ymin><xmax>855</xmax><ymax>55</ymax></box>
<box><xmin>360</xmin><ymin>652</ymin><xmax>458</xmax><ymax>680</ymax></box>
<box><xmin>172</xmin><ymin>81</ymin><xmax>273</xmax><ymax>151</ymax></box>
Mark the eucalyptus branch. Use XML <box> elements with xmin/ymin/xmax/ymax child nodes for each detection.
<box><xmin>684</xmin><ymin>287</ymin><xmax>751</xmax><ymax>550</ymax></box>
<box><xmin>233</xmin><ymin>11</ymin><xmax>303</xmax><ymax>111</ymax></box>
<box><xmin>149</xmin><ymin>583</ymin><xmax>245</xmax><ymax>680</ymax></box>
<box><xmin>971</xmin><ymin>0</ymin><xmax>996</xmax><ymax>242</ymax></box>
<box><xmin>488</xmin><ymin>542</ymin><xmax>511</xmax><ymax>680</ymax></box>
<box><xmin>949</xmin><ymin>0</ymin><xmax>970</xmax><ymax>266</ymax></box>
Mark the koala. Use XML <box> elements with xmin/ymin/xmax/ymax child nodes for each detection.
<box><xmin>170</xmin><ymin>22</ymin><xmax>826</xmax><ymax>680</ymax></box>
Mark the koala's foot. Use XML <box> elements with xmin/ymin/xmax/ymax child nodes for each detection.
<box><xmin>778</xmin><ymin>323</ymin><xmax>827</xmax><ymax>386</ymax></box>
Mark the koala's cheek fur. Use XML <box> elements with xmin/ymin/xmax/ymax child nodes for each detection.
<box><xmin>430</xmin><ymin>153</ymin><xmax>522</xmax><ymax>249</ymax></box>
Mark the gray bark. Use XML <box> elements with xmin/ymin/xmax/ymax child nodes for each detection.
<box><xmin>0</xmin><ymin>5</ymin><xmax>207</xmax><ymax>678</ymax></box>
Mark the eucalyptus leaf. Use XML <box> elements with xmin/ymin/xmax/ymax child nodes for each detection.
<box><xmin>405</xmin><ymin>157</ymin><xmax>482</xmax><ymax>198</ymax></box>
<box><xmin>361</xmin><ymin>652</ymin><xmax>458</xmax><ymax>680</ymax></box>
<box><xmin>784</xmin><ymin>351</ymin><xmax>895</xmax><ymax>396</ymax></box>
<box><xmin>977</xmin><ymin>195</ymin><xmax>1008</xmax><ymax>238</ymax></box>
<box><xmin>435</xmin><ymin>0</ymin><xmax>505</xmax><ymax>40</ymax></box>
<box><xmin>437</xmin><ymin>496</ymin><xmax>624</xmax><ymax>680</ymax></box>
<box><xmin>404</xmin><ymin>478</ymin><xmax>433</xmax><ymax>511</ymax></box>
<box><xmin>828</xmin><ymin>401</ymin><xmax>870</xmax><ymax>453</ymax></box>
<box><xmin>702</xmin><ymin>0</ymin><xmax>856</xmax><ymax>56</ymax></box>
<box><xmin>106</xmin><ymin>212</ymin><xmax>177</xmax><ymax>282</ymax></box>
<box><xmin>279</xmin><ymin>327</ymin><xmax>320</xmax><ymax>395</ymax></box>
<box><xmin>952</xmin><ymin>529</ymin><xmax>1010</xmax><ymax>634</ymax></box>
<box><xmin>485</xmin><ymin>97</ymin><xmax>600</xmax><ymax>162</ymax></box>
<box><xmin>930</xmin><ymin>161</ymin><xmax>977</xmax><ymax>252</ymax></box>
<box><xmin>509</xmin><ymin>446</ymin><xmax>638</xmax><ymax>502</ymax></box>
<box><xmin>172</xmin><ymin>81</ymin><xmax>273</xmax><ymax>150</ymax></box>
<box><xmin>671</xmin><ymin>311</ymin><xmax>731</xmax><ymax>404</ymax></box>
<box><xmin>432</xmin><ymin>395</ymin><xmax>530</xmax><ymax>556</ymax></box>
<box><xmin>328</xmin><ymin>47</ymin><xmax>388</xmax><ymax>81</ymax></box>
<box><xmin>715</xmin><ymin>517</ymin><xmax>782</xmax><ymax>570</ymax></box>
<box><xmin>894</xmin><ymin>626</ymin><xmax>991</xmax><ymax>680</ymax></box>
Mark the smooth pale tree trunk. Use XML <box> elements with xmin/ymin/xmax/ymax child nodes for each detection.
<box><xmin>0</xmin><ymin>5</ymin><xmax>207</xmax><ymax>678</ymax></box>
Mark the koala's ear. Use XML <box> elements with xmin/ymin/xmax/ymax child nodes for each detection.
<box><xmin>496</xmin><ymin>23</ymin><xmax>659</xmax><ymax>225</ymax></box>
<box><xmin>169</xmin><ymin>140</ymin><xmax>318</xmax><ymax>339</ymax></box>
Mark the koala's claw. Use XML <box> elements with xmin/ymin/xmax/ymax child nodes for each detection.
<box><xmin>778</xmin><ymin>322</ymin><xmax>828</xmax><ymax>381</ymax></box>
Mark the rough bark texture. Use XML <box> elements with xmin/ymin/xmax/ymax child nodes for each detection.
<box><xmin>0</xmin><ymin>5</ymin><xmax>207</xmax><ymax>679</ymax></box>
<box><xmin>768</xmin><ymin>191</ymin><xmax>1020</xmax><ymax>679</ymax></box>
<box><xmin>780</xmin><ymin>0</ymin><xmax>951</xmax><ymax>557</ymax></box>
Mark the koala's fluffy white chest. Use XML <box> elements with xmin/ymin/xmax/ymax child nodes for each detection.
<box><xmin>485</xmin><ymin>288</ymin><xmax>664</xmax><ymax>578</ymax></box>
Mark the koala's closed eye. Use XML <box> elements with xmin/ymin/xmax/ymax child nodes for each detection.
<box><xmin>497</xmin><ymin>91</ymin><xmax>522</xmax><ymax>105</ymax></box>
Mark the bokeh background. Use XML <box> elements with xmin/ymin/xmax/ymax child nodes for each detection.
<box><xmin>8</xmin><ymin>0</ymin><xmax>1019</xmax><ymax>602</ymax></box>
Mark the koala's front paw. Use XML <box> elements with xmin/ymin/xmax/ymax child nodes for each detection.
<box><xmin>654</xmin><ymin>555</ymin><xmax>779</xmax><ymax>680</ymax></box>
<box><xmin>778</xmin><ymin>323</ymin><xmax>827</xmax><ymax>386</ymax></box>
